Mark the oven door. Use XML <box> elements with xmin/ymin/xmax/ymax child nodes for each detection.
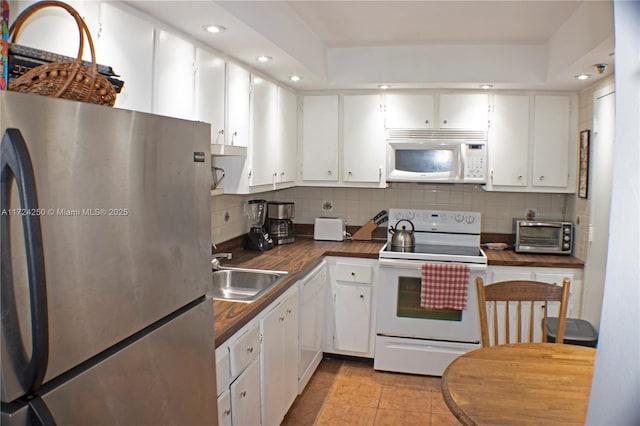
<box><xmin>377</xmin><ymin>259</ymin><xmax>485</xmax><ymax>344</ymax></box>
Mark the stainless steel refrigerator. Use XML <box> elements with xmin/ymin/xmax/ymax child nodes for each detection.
<box><xmin>1</xmin><ymin>91</ymin><xmax>217</xmax><ymax>425</ymax></box>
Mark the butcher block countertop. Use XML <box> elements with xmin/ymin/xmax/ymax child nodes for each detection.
<box><xmin>212</xmin><ymin>237</ymin><xmax>584</xmax><ymax>347</ymax></box>
<box><xmin>212</xmin><ymin>237</ymin><xmax>382</xmax><ymax>347</ymax></box>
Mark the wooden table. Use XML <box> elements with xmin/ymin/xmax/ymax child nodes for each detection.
<box><xmin>441</xmin><ymin>343</ymin><xmax>596</xmax><ymax>425</ymax></box>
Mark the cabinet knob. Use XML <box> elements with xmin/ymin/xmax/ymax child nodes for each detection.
<box><xmin>540</xmin><ymin>175</ymin><xmax>545</xmax><ymax>181</ymax></box>
<box><xmin>360</xmin><ymin>294</ymin><xmax>364</xmax><ymax>299</ymax></box>
<box><xmin>286</xmin><ymin>309</ymin><xmax>292</xmax><ymax>314</ymax></box>
<box><xmin>425</xmin><ymin>119</ymin><xmax>429</xmax><ymax>124</ymax></box>
<box><xmin>218</xmin><ymin>129</ymin><xmax>224</xmax><ymax>135</ymax></box>
<box><xmin>443</xmin><ymin>119</ymin><xmax>448</xmax><ymax>124</ymax></box>
<box><xmin>348</xmin><ymin>171</ymin><xmax>353</xmax><ymax>176</ymax></box>
<box><xmin>247</xmin><ymin>346</ymin><xmax>253</xmax><ymax>353</ymax></box>
<box><xmin>518</xmin><ymin>175</ymin><xmax>523</xmax><ymax>180</ymax></box>
<box><xmin>351</xmin><ymin>272</ymin><xmax>356</xmax><ymax>276</ymax></box>
<box><xmin>279</xmin><ymin>316</ymin><xmax>285</xmax><ymax>322</ymax></box>
<box><xmin>327</xmin><ymin>170</ymin><xmax>332</xmax><ymax>176</ymax></box>
<box><xmin>240</xmin><ymin>391</ymin><xmax>247</xmax><ymax>398</ymax></box>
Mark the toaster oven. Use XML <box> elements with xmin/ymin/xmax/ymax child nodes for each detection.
<box><xmin>513</xmin><ymin>220</ymin><xmax>573</xmax><ymax>254</ymax></box>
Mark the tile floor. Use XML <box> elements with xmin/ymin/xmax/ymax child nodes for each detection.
<box><xmin>282</xmin><ymin>357</ymin><xmax>460</xmax><ymax>426</ymax></box>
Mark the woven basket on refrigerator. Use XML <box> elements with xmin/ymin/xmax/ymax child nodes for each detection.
<box><xmin>8</xmin><ymin>1</ymin><xmax>117</xmax><ymax>106</ymax></box>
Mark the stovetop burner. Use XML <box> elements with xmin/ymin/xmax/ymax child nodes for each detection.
<box><xmin>386</xmin><ymin>244</ymin><xmax>483</xmax><ymax>257</ymax></box>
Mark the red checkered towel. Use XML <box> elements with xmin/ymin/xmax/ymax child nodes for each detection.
<box><xmin>420</xmin><ymin>263</ymin><xmax>470</xmax><ymax>310</ymax></box>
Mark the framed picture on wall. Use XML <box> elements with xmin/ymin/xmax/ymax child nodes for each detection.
<box><xmin>578</xmin><ymin>130</ymin><xmax>591</xmax><ymax>199</ymax></box>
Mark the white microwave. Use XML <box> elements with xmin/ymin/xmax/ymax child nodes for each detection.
<box><xmin>386</xmin><ymin>135</ymin><xmax>487</xmax><ymax>183</ymax></box>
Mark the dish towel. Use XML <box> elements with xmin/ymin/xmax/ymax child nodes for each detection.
<box><xmin>420</xmin><ymin>263</ymin><xmax>470</xmax><ymax>310</ymax></box>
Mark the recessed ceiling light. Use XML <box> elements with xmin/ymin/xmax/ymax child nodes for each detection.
<box><xmin>575</xmin><ymin>74</ymin><xmax>590</xmax><ymax>80</ymax></box>
<box><xmin>203</xmin><ymin>24</ymin><xmax>225</xmax><ymax>34</ymax></box>
<box><xmin>480</xmin><ymin>84</ymin><xmax>493</xmax><ymax>89</ymax></box>
<box><xmin>257</xmin><ymin>56</ymin><xmax>272</xmax><ymax>63</ymax></box>
<box><xmin>289</xmin><ymin>75</ymin><xmax>302</xmax><ymax>82</ymax></box>
<box><xmin>378</xmin><ymin>84</ymin><xmax>391</xmax><ymax>90</ymax></box>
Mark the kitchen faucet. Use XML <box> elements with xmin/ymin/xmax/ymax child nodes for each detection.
<box><xmin>211</xmin><ymin>244</ymin><xmax>232</xmax><ymax>270</ymax></box>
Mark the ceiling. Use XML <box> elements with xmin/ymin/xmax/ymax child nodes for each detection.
<box><xmin>123</xmin><ymin>0</ymin><xmax>615</xmax><ymax>92</ymax></box>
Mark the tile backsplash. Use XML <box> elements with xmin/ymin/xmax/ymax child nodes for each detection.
<box><xmin>211</xmin><ymin>183</ymin><xmax>568</xmax><ymax>245</ymax></box>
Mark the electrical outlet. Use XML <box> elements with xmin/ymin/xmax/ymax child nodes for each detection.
<box><xmin>525</xmin><ymin>208</ymin><xmax>537</xmax><ymax>220</ymax></box>
<box><xmin>322</xmin><ymin>200</ymin><xmax>334</xmax><ymax>212</ymax></box>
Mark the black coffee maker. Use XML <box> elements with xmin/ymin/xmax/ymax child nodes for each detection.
<box><xmin>244</xmin><ymin>199</ymin><xmax>273</xmax><ymax>251</ymax></box>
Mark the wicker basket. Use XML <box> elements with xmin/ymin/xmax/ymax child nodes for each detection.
<box><xmin>8</xmin><ymin>1</ymin><xmax>117</xmax><ymax>106</ymax></box>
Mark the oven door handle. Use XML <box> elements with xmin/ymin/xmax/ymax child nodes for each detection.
<box><xmin>378</xmin><ymin>258</ymin><xmax>487</xmax><ymax>271</ymax></box>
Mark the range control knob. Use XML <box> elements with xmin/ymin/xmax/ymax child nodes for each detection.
<box><xmin>465</xmin><ymin>215</ymin><xmax>476</xmax><ymax>224</ymax></box>
<box><xmin>564</xmin><ymin>235</ymin><xmax>571</xmax><ymax>241</ymax></box>
<box><xmin>405</xmin><ymin>211</ymin><xmax>415</xmax><ymax>220</ymax></box>
<box><xmin>395</xmin><ymin>212</ymin><xmax>404</xmax><ymax>220</ymax></box>
<box><xmin>563</xmin><ymin>243</ymin><xmax>571</xmax><ymax>249</ymax></box>
<box><xmin>455</xmin><ymin>214</ymin><xmax>464</xmax><ymax>223</ymax></box>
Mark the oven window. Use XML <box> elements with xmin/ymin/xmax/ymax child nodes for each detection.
<box><xmin>397</xmin><ymin>277</ymin><xmax>462</xmax><ymax>321</ymax></box>
<box><xmin>519</xmin><ymin>226</ymin><xmax>560</xmax><ymax>246</ymax></box>
<box><xmin>395</xmin><ymin>149</ymin><xmax>453</xmax><ymax>173</ymax></box>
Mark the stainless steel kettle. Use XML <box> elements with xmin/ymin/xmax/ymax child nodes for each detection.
<box><xmin>389</xmin><ymin>219</ymin><xmax>415</xmax><ymax>250</ymax></box>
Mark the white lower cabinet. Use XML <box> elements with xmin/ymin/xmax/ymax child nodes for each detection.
<box><xmin>298</xmin><ymin>262</ymin><xmax>327</xmax><ymax>393</ymax></box>
<box><xmin>231</xmin><ymin>359</ymin><xmax>261</xmax><ymax>426</ymax></box>
<box><xmin>215</xmin><ymin>321</ymin><xmax>261</xmax><ymax>426</ymax></box>
<box><xmin>217</xmin><ymin>390</ymin><xmax>232</xmax><ymax>426</ymax></box>
<box><xmin>325</xmin><ymin>257</ymin><xmax>377</xmax><ymax>357</ymax></box>
<box><xmin>260</xmin><ymin>286</ymin><xmax>299</xmax><ymax>426</ymax></box>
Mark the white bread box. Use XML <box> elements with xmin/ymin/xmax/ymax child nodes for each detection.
<box><xmin>314</xmin><ymin>217</ymin><xmax>346</xmax><ymax>241</ymax></box>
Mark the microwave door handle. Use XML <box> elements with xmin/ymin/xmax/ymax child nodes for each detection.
<box><xmin>520</xmin><ymin>222</ymin><xmax>562</xmax><ymax>228</ymax></box>
<box><xmin>1</xmin><ymin>128</ymin><xmax>49</xmax><ymax>394</ymax></box>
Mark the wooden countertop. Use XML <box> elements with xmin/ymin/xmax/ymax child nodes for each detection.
<box><xmin>484</xmin><ymin>249</ymin><xmax>584</xmax><ymax>268</ymax></box>
<box><xmin>212</xmin><ymin>237</ymin><xmax>583</xmax><ymax>347</ymax></box>
<box><xmin>213</xmin><ymin>237</ymin><xmax>383</xmax><ymax>347</ymax></box>
<box><xmin>441</xmin><ymin>343</ymin><xmax>595</xmax><ymax>425</ymax></box>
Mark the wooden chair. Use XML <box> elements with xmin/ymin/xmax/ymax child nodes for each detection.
<box><xmin>475</xmin><ymin>277</ymin><xmax>571</xmax><ymax>347</ymax></box>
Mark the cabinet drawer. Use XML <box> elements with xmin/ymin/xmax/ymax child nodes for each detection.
<box><xmin>335</xmin><ymin>263</ymin><xmax>373</xmax><ymax>284</ymax></box>
<box><xmin>215</xmin><ymin>347</ymin><xmax>231</xmax><ymax>396</ymax></box>
<box><xmin>217</xmin><ymin>389</ymin><xmax>232</xmax><ymax>426</ymax></box>
<box><xmin>229</xmin><ymin>324</ymin><xmax>260</xmax><ymax>377</ymax></box>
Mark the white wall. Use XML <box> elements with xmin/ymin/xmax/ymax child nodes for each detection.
<box><xmin>586</xmin><ymin>1</ymin><xmax>640</xmax><ymax>423</ymax></box>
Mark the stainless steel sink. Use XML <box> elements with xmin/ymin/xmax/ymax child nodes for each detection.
<box><xmin>210</xmin><ymin>267</ymin><xmax>288</xmax><ymax>303</ymax></box>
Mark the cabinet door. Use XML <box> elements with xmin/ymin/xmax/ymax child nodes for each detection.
<box><xmin>153</xmin><ymin>30</ymin><xmax>195</xmax><ymax>120</ymax></box>
<box><xmin>532</xmin><ymin>95</ymin><xmax>571</xmax><ymax>187</ymax></box>
<box><xmin>261</xmin><ymin>302</ymin><xmax>284</xmax><ymax>426</ymax></box>
<box><xmin>195</xmin><ymin>48</ymin><xmax>226</xmax><ymax>144</ymax></box>
<box><xmin>250</xmin><ymin>77</ymin><xmax>278</xmax><ymax>186</ymax></box>
<box><xmin>384</xmin><ymin>94</ymin><xmax>435</xmax><ymax>128</ymax></box>
<box><xmin>333</xmin><ymin>284</ymin><xmax>371</xmax><ymax>353</ymax></box>
<box><xmin>489</xmin><ymin>95</ymin><xmax>530</xmax><ymax>187</ymax></box>
<box><xmin>439</xmin><ymin>94</ymin><xmax>488</xmax><ymax>129</ymax></box>
<box><xmin>277</xmin><ymin>88</ymin><xmax>298</xmax><ymax>184</ymax></box>
<box><xmin>282</xmin><ymin>291</ymin><xmax>299</xmax><ymax>411</ymax></box>
<box><xmin>230</xmin><ymin>359</ymin><xmax>261</xmax><ymax>426</ymax></box>
<box><xmin>534</xmin><ymin>272</ymin><xmax>577</xmax><ymax>318</ymax></box>
<box><xmin>217</xmin><ymin>390</ymin><xmax>232</xmax><ymax>426</ymax></box>
<box><xmin>227</xmin><ymin>63</ymin><xmax>251</xmax><ymax>147</ymax></box>
<box><xmin>302</xmin><ymin>96</ymin><xmax>339</xmax><ymax>181</ymax></box>
<box><xmin>343</xmin><ymin>95</ymin><xmax>385</xmax><ymax>183</ymax></box>
<box><xmin>97</xmin><ymin>3</ymin><xmax>154</xmax><ymax>112</ymax></box>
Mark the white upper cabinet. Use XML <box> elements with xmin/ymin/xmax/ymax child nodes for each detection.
<box><xmin>277</xmin><ymin>88</ymin><xmax>297</xmax><ymax>184</ymax></box>
<box><xmin>438</xmin><ymin>93</ymin><xmax>489</xmax><ymax>129</ymax></box>
<box><xmin>226</xmin><ymin>63</ymin><xmax>251</xmax><ymax>148</ymax></box>
<box><xmin>488</xmin><ymin>94</ymin><xmax>530</xmax><ymax>187</ymax></box>
<box><xmin>485</xmin><ymin>93</ymin><xmax>577</xmax><ymax>193</ymax></box>
<box><xmin>97</xmin><ymin>3</ymin><xmax>154</xmax><ymax>113</ymax></box>
<box><xmin>249</xmin><ymin>77</ymin><xmax>279</xmax><ymax>187</ymax></box>
<box><xmin>153</xmin><ymin>30</ymin><xmax>195</xmax><ymax>120</ymax></box>
<box><xmin>195</xmin><ymin>48</ymin><xmax>226</xmax><ymax>145</ymax></box>
<box><xmin>301</xmin><ymin>95</ymin><xmax>339</xmax><ymax>182</ymax></box>
<box><xmin>343</xmin><ymin>95</ymin><xmax>385</xmax><ymax>183</ymax></box>
<box><xmin>384</xmin><ymin>94</ymin><xmax>435</xmax><ymax>128</ymax></box>
<box><xmin>532</xmin><ymin>95</ymin><xmax>572</xmax><ymax>188</ymax></box>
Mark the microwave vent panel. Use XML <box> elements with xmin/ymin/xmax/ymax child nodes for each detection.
<box><xmin>386</xmin><ymin>129</ymin><xmax>487</xmax><ymax>141</ymax></box>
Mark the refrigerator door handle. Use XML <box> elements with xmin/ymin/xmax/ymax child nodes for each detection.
<box><xmin>1</xmin><ymin>128</ymin><xmax>49</xmax><ymax>394</ymax></box>
<box><xmin>28</xmin><ymin>397</ymin><xmax>56</xmax><ymax>426</ymax></box>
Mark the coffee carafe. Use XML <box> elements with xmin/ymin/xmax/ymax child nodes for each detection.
<box><xmin>244</xmin><ymin>199</ymin><xmax>273</xmax><ymax>251</ymax></box>
<box><xmin>266</xmin><ymin>202</ymin><xmax>295</xmax><ymax>245</ymax></box>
